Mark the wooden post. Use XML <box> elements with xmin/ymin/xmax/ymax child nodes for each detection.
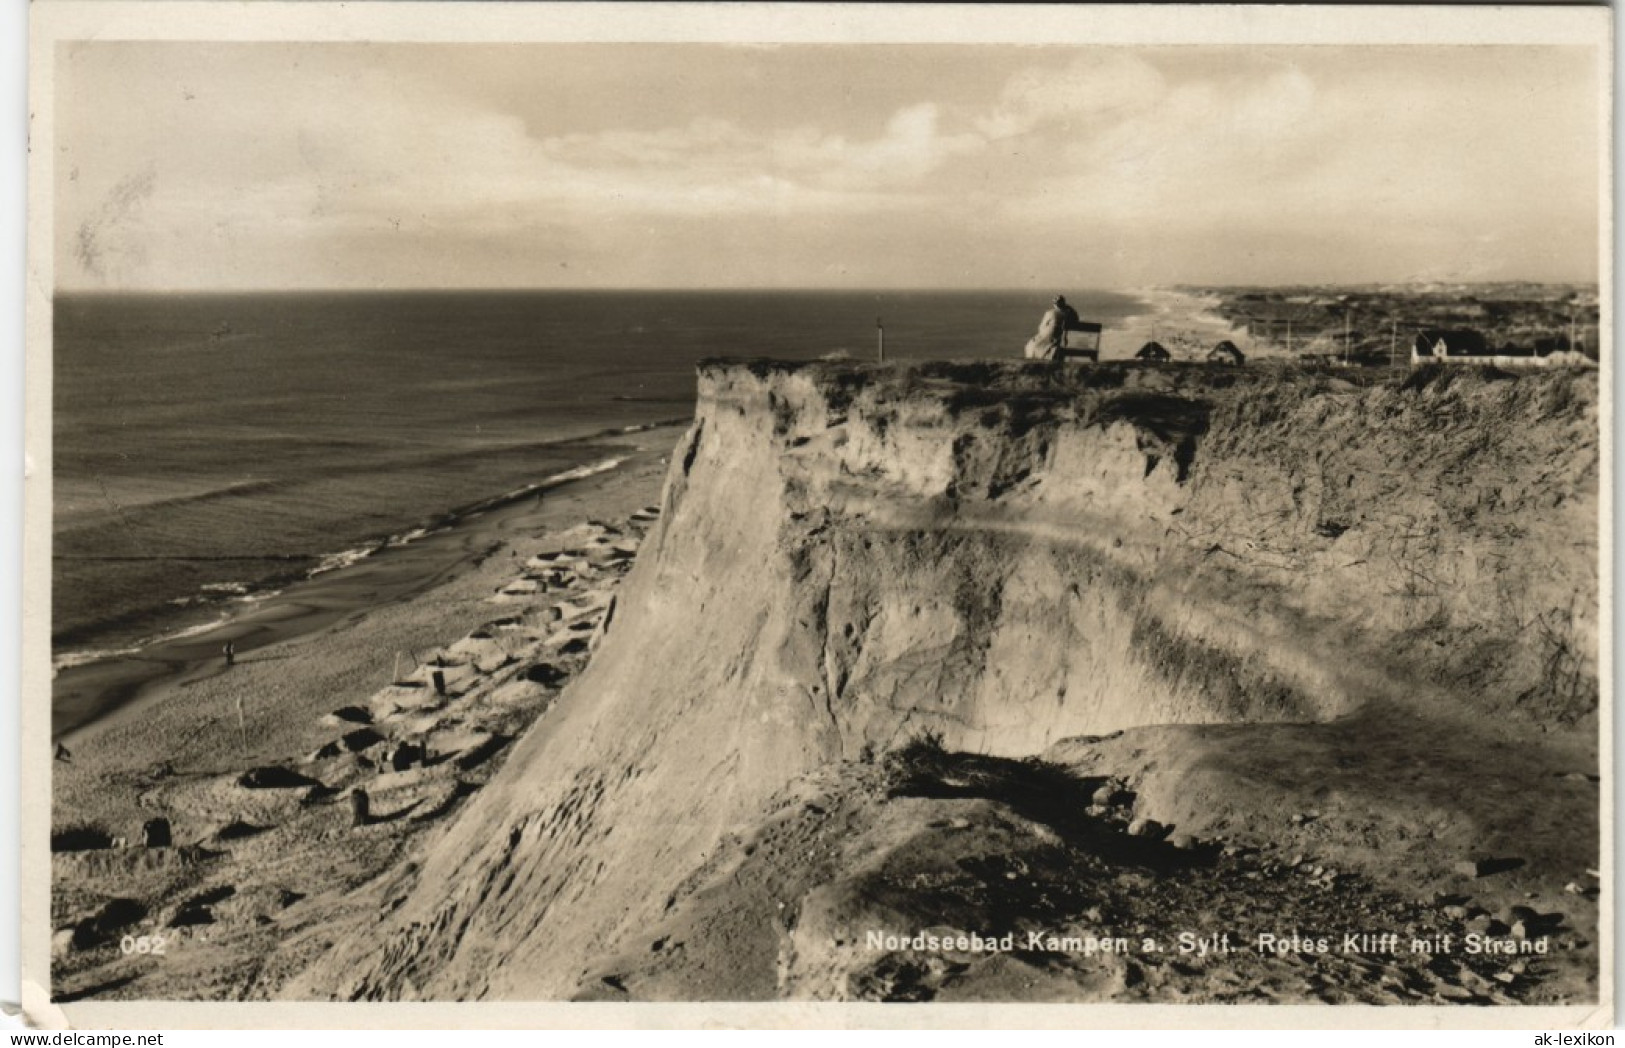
<box><xmin>1390</xmin><ymin>318</ymin><xmax>1397</xmax><ymax>368</ymax></box>
<box><xmin>1344</xmin><ymin>311</ymin><xmax>1351</xmax><ymax>364</ymax></box>
<box><xmin>349</xmin><ymin>789</ymin><xmax>371</xmax><ymax>827</ymax></box>
<box><xmin>877</xmin><ymin>317</ymin><xmax>885</xmax><ymax>363</ymax></box>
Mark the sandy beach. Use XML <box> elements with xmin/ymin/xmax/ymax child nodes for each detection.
<box><xmin>1101</xmin><ymin>288</ymin><xmax>1264</xmax><ymax>361</ymax></box>
<box><xmin>49</xmin><ymin>424</ymin><xmax>682</xmax><ymax>1001</ymax></box>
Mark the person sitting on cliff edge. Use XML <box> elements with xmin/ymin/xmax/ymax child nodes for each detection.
<box><xmin>1023</xmin><ymin>295</ymin><xmax>1081</xmax><ymax>360</ymax></box>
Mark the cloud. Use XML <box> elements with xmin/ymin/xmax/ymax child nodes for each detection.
<box><xmin>54</xmin><ymin>43</ymin><xmax>1600</xmax><ymax>289</ymax></box>
<box><xmin>978</xmin><ymin>53</ymin><xmax>1168</xmax><ymax>139</ymax></box>
<box><xmin>534</xmin><ymin>101</ymin><xmax>984</xmax><ymax>212</ymax></box>
<box><xmin>58</xmin><ymin>45</ymin><xmax>993</xmax><ymax>290</ymax></box>
<box><xmin>984</xmin><ymin>52</ymin><xmax>1593</xmax><ymax>259</ymax></box>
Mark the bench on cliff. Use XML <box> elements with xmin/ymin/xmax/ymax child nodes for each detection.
<box><xmin>1056</xmin><ymin>320</ymin><xmax>1102</xmax><ymax>362</ymax></box>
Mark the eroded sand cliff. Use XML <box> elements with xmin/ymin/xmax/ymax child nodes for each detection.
<box><xmin>297</xmin><ymin>360</ymin><xmax>1599</xmax><ymax>1004</ymax></box>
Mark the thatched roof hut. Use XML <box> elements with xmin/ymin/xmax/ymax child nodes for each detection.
<box><xmin>1135</xmin><ymin>341</ymin><xmax>1171</xmax><ymax>361</ymax></box>
<box><xmin>1207</xmin><ymin>341</ymin><xmax>1246</xmax><ymax>366</ymax></box>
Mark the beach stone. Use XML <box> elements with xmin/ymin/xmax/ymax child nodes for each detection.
<box><xmin>73</xmin><ymin>898</ymin><xmax>147</xmax><ymax>948</ymax></box>
<box><xmin>142</xmin><ymin>818</ymin><xmax>171</xmax><ymax>849</ymax></box>
<box><xmin>341</xmin><ymin>728</ymin><xmax>386</xmax><ymax>753</ymax></box>
<box><xmin>322</xmin><ymin>706</ymin><xmax>372</xmax><ymax>727</ymax></box>
<box><xmin>387</xmin><ymin>743</ymin><xmax>425</xmax><ymax>773</ymax></box>
<box><xmin>399</xmin><ymin>713</ymin><xmax>444</xmax><ymax>736</ymax></box>
<box><xmin>455</xmin><ymin>734</ymin><xmax>508</xmax><ymax>772</ymax></box>
<box><xmin>524</xmin><ymin>662</ymin><xmax>568</xmax><ymax>687</ymax></box>
<box><xmin>1169</xmin><ymin>833</ymin><xmax>1196</xmax><ymax>850</ymax></box>
<box><xmin>1454</xmin><ymin>859</ymin><xmax>1490</xmax><ymax>878</ymax></box>
<box><xmin>1127</xmin><ymin>818</ymin><xmax>1163</xmax><ymax>839</ymax></box>
<box><xmin>52</xmin><ymin>825</ymin><xmax>114</xmax><ymax>852</ymax></box>
<box><xmin>69</xmin><ymin>919</ymin><xmax>104</xmax><ymax>951</ymax></box>
<box><xmin>213</xmin><ymin>820</ymin><xmax>263</xmax><ymax>842</ymax></box>
<box><xmin>308</xmin><ymin>741</ymin><xmax>342</xmax><ymax>762</ymax></box>
<box><xmin>299</xmin><ymin>783</ymin><xmax>337</xmax><ymax>805</ymax></box>
<box><xmin>1466</xmin><ymin>915</ymin><xmax>1509</xmax><ymax>936</ymax></box>
<box><xmin>239</xmin><ymin>766</ymin><xmax>322</xmax><ymax>790</ymax></box>
<box><xmin>349</xmin><ymin>789</ymin><xmax>371</xmax><ymax>827</ymax></box>
<box><xmin>169</xmin><ymin>903</ymin><xmax>215</xmax><ymax>928</ymax></box>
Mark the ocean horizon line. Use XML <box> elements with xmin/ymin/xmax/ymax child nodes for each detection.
<box><xmin>51</xmin><ymin>286</ymin><xmax>1157</xmax><ymax>299</ymax></box>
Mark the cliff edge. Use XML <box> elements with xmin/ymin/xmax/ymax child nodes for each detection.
<box><xmin>292</xmin><ymin>360</ymin><xmax>1599</xmax><ymax>1004</ymax></box>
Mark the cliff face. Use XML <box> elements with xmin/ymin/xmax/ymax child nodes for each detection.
<box><xmin>298</xmin><ymin>360</ymin><xmax>1598</xmax><ymax>1001</ymax></box>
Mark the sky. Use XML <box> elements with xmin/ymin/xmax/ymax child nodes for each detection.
<box><xmin>53</xmin><ymin>42</ymin><xmax>1603</xmax><ymax>291</ymax></box>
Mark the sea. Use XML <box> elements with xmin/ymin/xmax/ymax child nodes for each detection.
<box><xmin>51</xmin><ymin>289</ymin><xmax>1145</xmax><ymax>728</ymax></box>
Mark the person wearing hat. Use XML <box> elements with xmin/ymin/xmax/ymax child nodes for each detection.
<box><xmin>1052</xmin><ymin>296</ymin><xmax>1081</xmax><ymax>347</ymax></box>
<box><xmin>1024</xmin><ymin>295</ymin><xmax>1081</xmax><ymax>360</ymax></box>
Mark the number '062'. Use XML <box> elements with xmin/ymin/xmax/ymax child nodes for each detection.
<box><xmin>119</xmin><ymin>934</ymin><xmax>167</xmax><ymax>956</ymax></box>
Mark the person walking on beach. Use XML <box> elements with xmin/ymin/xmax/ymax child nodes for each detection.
<box><xmin>223</xmin><ymin>641</ymin><xmax>235</xmax><ymax>666</ymax></box>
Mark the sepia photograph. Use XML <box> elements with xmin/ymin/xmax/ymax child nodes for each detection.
<box><xmin>22</xmin><ymin>2</ymin><xmax>1611</xmax><ymax>1028</ymax></box>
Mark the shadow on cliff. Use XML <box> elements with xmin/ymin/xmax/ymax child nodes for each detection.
<box><xmin>883</xmin><ymin>733</ymin><xmax>1212</xmax><ymax>876</ymax></box>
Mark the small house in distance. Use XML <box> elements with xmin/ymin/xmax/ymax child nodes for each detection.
<box><xmin>1411</xmin><ymin>329</ymin><xmax>1489</xmax><ymax>364</ymax></box>
<box><xmin>1410</xmin><ymin>328</ymin><xmax>1578</xmax><ymax>369</ymax></box>
<box><xmin>1136</xmin><ymin>341</ymin><xmax>1171</xmax><ymax>362</ymax></box>
<box><xmin>1207</xmin><ymin>341</ymin><xmax>1245</xmax><ymax>366</ymax></box>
